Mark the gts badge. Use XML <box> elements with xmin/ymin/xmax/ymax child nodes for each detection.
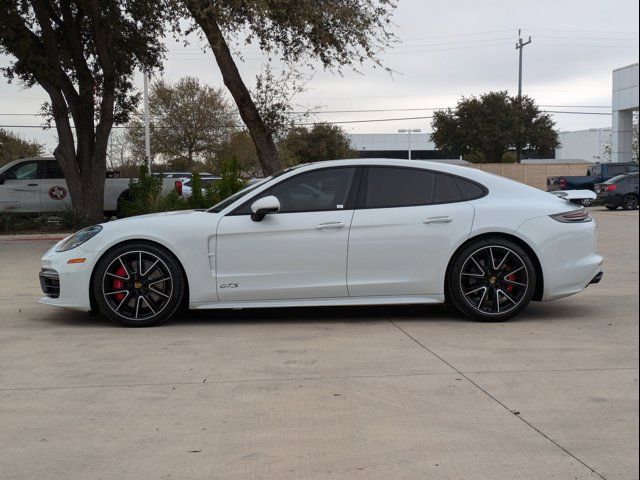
<box><xmin>219</xmin><ymin>283</ymin><xmax>239</xmax><ymax>289</ymax></box>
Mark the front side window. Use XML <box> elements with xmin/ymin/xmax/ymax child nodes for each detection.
<box><xmin>608</xmin><ymin>165</ymin><xmax>626</xmax><ymax>176</ymax></box>
<box><xmin>627</xmin><ymin>165</ymin><xmax>639</xmax><ymax>173</ymax></box>
<box><xmin>234</xmin><ymin>167</ymin><xmax>356</xmax><ymax>214</ymax></box>
<box><xmin>3</xmin><ymin>161</ymin><xmax>39</xmax><ymax>180</ymax></box>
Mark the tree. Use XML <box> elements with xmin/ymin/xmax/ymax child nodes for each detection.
<box><xmin>182</xmin><ymin>0</ymin><xmax>396</xmax><ymax>176</ymax></box>
<box><xmin>278</xmin><ymin>123</ymin><xmax>356</xmax><ymax>166</ymax></box>
<box><xmin>0</xmin><ymin>129</ymin><xmax>45</xmax><ymax>166</ymax></box>
<box><xmin>0</xmin><ymin>1</ymin><xmax>171</xmax><ymax>221</ymax></box>
<box><xmin>215</xmin><ymin>130</ymin><xmax>261</xmax><ymax>177</ymax></box>
<box><xmin>127</xmin><ymin>76</ymin><xmax>237</xmax><ymax>169</ymax></box>
<box><xmin>431</xmin><ymin>91</ymin><xmax>560</xmax><ymax>163</ymax></box>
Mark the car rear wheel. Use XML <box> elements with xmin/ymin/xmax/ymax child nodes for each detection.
<box><xmin>622</xmin><ymin>194</ymin><xmax>638</xmax><ymax>210</ymax></box>
<box><xmin>93</xmin><ymin>242</ymin><xmax>185</xmax><ymax>327</ymax></box>
<box><xmin>447</xmin><ymin>237</ymin><xmax>536</xmax><ymax>321</ymax></box>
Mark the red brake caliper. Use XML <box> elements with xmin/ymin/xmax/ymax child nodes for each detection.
<box><xmin>506</xmin><ymin>273</ymin><xmax>516</xmax><ymax>292</ymax></box>
<box><xmin>112</xmin><ymin>266</ymin><xmax>127</xmax><ymax>302</ymax></box>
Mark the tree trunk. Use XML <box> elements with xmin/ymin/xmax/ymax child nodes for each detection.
<box><xmin>186</xmin><ymin>1</ymin><xmax>281</xmax><ymax>176</ymax></box>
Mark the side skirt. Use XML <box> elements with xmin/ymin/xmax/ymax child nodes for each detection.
<box><xmin>190</xmin><ymin>294</ymin><xmax>445</xmax><ymax>310</ymax></box>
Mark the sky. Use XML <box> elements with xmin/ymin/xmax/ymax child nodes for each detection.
<box><xmin>0</xmin><ymin>0</ymin><xmax>638</xmax><ymax>153</ymax></box>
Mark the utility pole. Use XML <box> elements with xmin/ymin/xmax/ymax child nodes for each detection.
<box><xmin>515</xmin><ymin>29</ymin><xmax>532</xmax><ymax>162</ymax></box>
<box><xmin>398</xmin><ymin>128</ymin><xmax>421</xmax><ymax>160</ymax></box>
<box><xmin>143</xmin><ymin>71</ymin><xmax>152</xmax><ymax>173</ymax></box>
<box><xmin>515</xmin><ymin>29</ymin><xmax>532</xmax><ymax>99</ymax></box>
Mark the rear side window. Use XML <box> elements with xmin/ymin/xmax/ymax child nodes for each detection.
<box><xmin>627</xmin><ymin>165</ymin><xmax>639</xmax><ymax>173</ymax></box>
<box><xmin>433</xmin><ymin>174</ymin><xmax>462</xmax><ymax>203</ymax></box>
<box><xmin>360</xmin><ymin>167</ymin><xmax>434</xmax><ymax>208</ymax></box>
<box><xmin>454</xmin><ymin>177</ymin><xmax>485</xmax><ymax>201</ymax></box>
<box><xmin>44</xmin><ymin>160</ymin><xmax>64</xmax><ymax>179</ymax></box>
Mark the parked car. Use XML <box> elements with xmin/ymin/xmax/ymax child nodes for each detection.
<box><xmin>0</xmin><ymin>157</ymin><xmax>176</xmax><ymax>216</ymax></box>
<box><xmin>547</xmin><ymin>162</ymin><xmax>639</xmax><ymax>206</ymax></box>
<box><xmin>178</xmin><ymin>175</ymin><xmax>222</xmax><ymax>198</ymax></box>
<box><xmin>595</xmin><ymin>172</ymin><xmax>639</xmax><ymax>210</ymax></box>
<box><xmin>39</xmin><ymin>159</ymin><xmax>603</xmax><ymax>327</ymax></box>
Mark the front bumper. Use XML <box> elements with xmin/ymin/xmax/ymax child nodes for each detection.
<box><xmin>38</xmin><ymin>242</ymin><xmax>98</xmax><ymax>311</ymax></box>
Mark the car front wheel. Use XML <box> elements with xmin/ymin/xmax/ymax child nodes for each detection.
<box><xmin>92</xmin><ymin>242</ymin><xmax>185</xmax><ymax>327</ymax></box>
<box><xmin>448</xmin><ymin>237</ymin><xmax>537</xmax><ymax>321</ymax></box>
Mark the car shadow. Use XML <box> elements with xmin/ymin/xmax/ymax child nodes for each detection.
<box><xmin>34</xmin><ymin>298</ymin><xmax>604</xmax><ymax>328</ymax></box>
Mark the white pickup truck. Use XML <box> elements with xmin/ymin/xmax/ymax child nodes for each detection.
<box><xmin>0</xmin><ymin>157</ymin><xmax>176</xmax><ymax>215</ymax></box>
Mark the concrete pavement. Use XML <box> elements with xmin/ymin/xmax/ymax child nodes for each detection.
<box><xmin>0</xmin><ymin>208</ymin><xmax>637</xmax><ymax>479</ymax></box>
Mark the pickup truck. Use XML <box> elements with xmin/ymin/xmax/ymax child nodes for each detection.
<box><xmin>0</xmin><ymin>157</ymin><xmax>176</xmax><ymax>216</ymax></box>
<box><xmin>547</xmin><ymin>162</ymin><xmax>639</xmax><ymax>197</ymax></box>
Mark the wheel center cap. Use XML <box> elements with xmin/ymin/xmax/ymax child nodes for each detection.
<box><xmin>489</xmin><ymin>276</ymin><xmax>497</xmax><ymax>285</ymax></box>
<box><xmin>134</xmin><ymin>281</ymin><xmax>143</xmax><ymax>289</ymax></box>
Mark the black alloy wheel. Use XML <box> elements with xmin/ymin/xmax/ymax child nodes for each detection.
<box><xmin>93</xmin><ymin>243</ymin><xmax>184</xmax><ymax>326</ymax></box>
<box><xmin>448</xmin><ymin>237</ymin><xmax>536</xmax><ymax>321</ymax></box>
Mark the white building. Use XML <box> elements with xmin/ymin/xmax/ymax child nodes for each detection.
<box><xmin>612</xmin><ymin>62</ymin><xmax>639</xmax><ymax>163</ymax></box>
<box><xmin>554</xmin><ymin>128</ymin><xmax>611</xmax><ymax>163</ymax></box>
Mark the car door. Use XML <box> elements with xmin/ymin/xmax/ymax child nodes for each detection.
<box><xmin>0</xmin><ymin>160</ymin><xmax>41</xmax><ymax>213</ymax></box>
<box><xmin>347</xmin><ymin>166</ymin><xmax>478</xmax><ymax>297</ymax></box>
<box><xmin>215</xmin><ymin>167</ymin><xmax>359</xmax><ymax>301</ymax></box>
<box><xmin>39</xmin><ymin>160</ymin><xmax>71</xmax><ymax>212</ymax></box>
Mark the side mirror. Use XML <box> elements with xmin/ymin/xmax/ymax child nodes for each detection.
<box><xmin>250</xmin><ymin>195</ymin><xmax>280</xmax><ymax>222</ymax></box>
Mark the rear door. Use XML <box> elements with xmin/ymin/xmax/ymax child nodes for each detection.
<box><xmin>39</xmin><ymin>160</ymin><xmax>71</xmax><ymax>212</ymax></box>
<box><xmin>347</xmin><ymin>167</ymin><xmax>478</xmax><ymax>297</ymax></box>
<box><xmin>0</xmin><ymin>160</ymin><xmax>41</xmax><ymax>213</ymax></box>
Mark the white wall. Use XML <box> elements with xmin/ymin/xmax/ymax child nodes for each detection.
<box><xmin>612</xmin><ymin>63</ymin><xmax>639</xmax><ymax>163</ymax></box>
<box><xmin>555</xmin><ymin>128</ymin><xmax>611</xmax><ymax>163</ymax></box>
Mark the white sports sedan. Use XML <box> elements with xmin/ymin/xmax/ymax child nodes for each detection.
<box><xmin>39</xmin><ymin>159</ymin><xmax>603</xmax><ymax>327</ymax></box>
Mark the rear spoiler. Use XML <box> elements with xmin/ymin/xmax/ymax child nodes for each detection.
<box><xmin>548</xmin><ymin>190</ymin><xmax>596</xmax><ymax>202</ymax></box>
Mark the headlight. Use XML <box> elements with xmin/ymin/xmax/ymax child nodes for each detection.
<box><xmin>56</xmin><ymin>225</ymin><xmax>103</xmax><ymax>252</ymax></box>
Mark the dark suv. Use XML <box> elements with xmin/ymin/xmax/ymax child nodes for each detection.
<box><xmin>595</xmin><ymin>172</ymin><xmax>639</xmax><ymax>210</ymax></box>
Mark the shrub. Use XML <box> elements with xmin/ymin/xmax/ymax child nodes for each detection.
<box><xmin>119</xmin><ymin>162</ymin><xmax>183</xmax><ymax>216</ymax></box>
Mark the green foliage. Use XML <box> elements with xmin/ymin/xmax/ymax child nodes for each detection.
<box><xmin>119</xmin><ymin>163</ymin><xmax>182</xmax><ymax>217</ymax></box>
<box><xmin>58</xmin><ymin>205</ymin><xmax>94</xmax><ymax>230</ymax></box>
<box><xmin>431</xmin><ymin>91</ymin><xmax>560</xmax><ymax>163</ymax></box>
<box><xmin>0</xmin><ymin>129</ymin><xmax>44</xmax><ymax>167</ymax></box>
<box><xmin>126</xmin><ymin>77</ymin><xmax>237</xmax><ymax>168</ymax></box>
<box><xmin>187</xmin><ymin>173</ymin><xmax>206</xmax><ymax>209</ymax></box>
<box><xmin>210</xmin><ymin>159</ymin><xmax>246</xmax><ymax>203</ymax></box>
<box><xmin>278</xmin><ymin>123</ymin><xmax>356</xmax><ymax>166</ymax></box>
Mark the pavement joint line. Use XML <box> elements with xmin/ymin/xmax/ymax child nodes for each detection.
<box><xmin>387</xmin><ymin>319</ymin><xmax>609</xmax><ymax>480</ymax></box>
<box><xmin>0</xmin><ymin>371</ymin><xmax>459</xmax><ymax>392</ymax></box>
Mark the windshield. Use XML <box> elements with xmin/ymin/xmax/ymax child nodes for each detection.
<box><xmin>207</xmin><ymin>165</ymin><xmax>305</xmax><ymax>213</ymax></box>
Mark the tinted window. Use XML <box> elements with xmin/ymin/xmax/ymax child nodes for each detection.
<box><xmin>608</xmin><ymin>165</ymin><xmax>626</xmax><ymax>176</ymax></box>
<box><xmin>627</xmin><ymin>165</ymin><xmax>639</xmax><ymax>173</ymax></box>
<box><xmin>237</xmin><ymin>167</ymin><xmax>356</xmax><ymax>214</ymax></box>
<box><xmin>454</xmin><ymin>177</ymin><xmax>485</xmax><ymax>200</ymax></box>
<box><xmin>44</xmin><ymin>160</ymin><xmax>64</xmax><ymax>179</ymax></box>
<box><xmin>360</xmin><ymin>167</ymin><xmax>433</xmax><ymax>208</ymax></box>
<box><xmin>433</xmin><ymin>173</ymin><xmax>463</xmax><ymax>203</ymax></box>
<box><xmin>3</xmin><ymin>161</ymin><xmax>39</xmax><ymax>180</ymax></box>
<box><xmin>627</xmin><ymin>175</ymin><xmax>638</xmax><ymax>185</ymax></box>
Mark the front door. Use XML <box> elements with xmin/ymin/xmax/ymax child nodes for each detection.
<box><xmin>215</xmin><ymin>167</ymin><xmax>358</xmax><ymax>301</ymax></box>
<box><xmin>0</xmin><ymin>160</ymin><xmax>41</xmax><ymax>213</ymax></box>
<box><xmin>39</xmin><ymin>160</ymin><xmax>72</xmax><ymax>212</ymax></box>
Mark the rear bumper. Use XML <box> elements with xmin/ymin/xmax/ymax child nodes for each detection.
<box><xmin>517</xmin><ymin>215</ymin><xmax>603</xmax><ymax>301</ymax></box>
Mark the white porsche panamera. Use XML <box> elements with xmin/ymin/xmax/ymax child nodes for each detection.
<box><xmin>39</xmin><ymin>159</ymin><xmax>603</xmax><ymax>327</ymax></box>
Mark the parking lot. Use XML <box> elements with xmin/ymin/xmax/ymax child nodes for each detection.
<box><xmin>0</xmin><ymin>207</ymin><xmax>637</xmax><ymax>480</ymax></box>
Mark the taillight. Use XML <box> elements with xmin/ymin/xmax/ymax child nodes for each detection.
<box><xmin>175</xmin><ymin>180</ymin><xmax>183</xmax><ymax>196</ymax></box>
<box><xmin>559</xmin><ymin>178</ymin><xmax>567</xmax><ymax>189</ymax></box>
<box><xmin>605</xmin><ymin>184</ymin><xmax>617</xmax><ymax>192</ymax></box>
<box><xmin>550</xmin><ymin>209</ymin><xmax>591</xmax><ymax>223</ymax></box>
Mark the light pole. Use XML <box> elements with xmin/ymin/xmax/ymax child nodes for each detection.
<box><xmin>143</xmin><ymin>71</ymin><xmax>151</xmax><ymax>173</ymax></box>
<box><xmin>398</xmin><ymin>128</ymin><xmax>421</xmax><ymax>160</ymax></box>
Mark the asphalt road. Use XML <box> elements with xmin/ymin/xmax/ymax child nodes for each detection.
<box><xmin>0</xmin><ymin>208</ymin><xmax>638</xmax><ymax>480</ymax></box>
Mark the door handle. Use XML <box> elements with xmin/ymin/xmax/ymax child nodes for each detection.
<box><xmin>315</xmin><ymin>221</ymin><xmax>345</xmax><ymax>229</ymax></box>
<box><xmin>423</xmin><ymin>216</ymin><xmax>453</xmax><ymax>224</ymax></box>
<box><xmin>27</xmin><ymin>183</ymin><xmax>38</xmax><ymax>187</ymax></box>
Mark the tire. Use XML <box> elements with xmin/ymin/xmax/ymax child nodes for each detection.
<box><xmin>92</xmin><ymin>242</ymin><xmax>185</xmax><ymax>327</ymax></box>
<box><xmin>605</xmin><ymin>205</ymin><xmax>618</xmax><ymax>210</ymax></box>
<box><xmin>447</xmin><ymin>237</ymin><xmax>537</xmax><ymax>322</ymax></box>
<box><xmin>621</xmin><ymin>194</ymin><xmax>638</xmax><ymax>210</ymax></box>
